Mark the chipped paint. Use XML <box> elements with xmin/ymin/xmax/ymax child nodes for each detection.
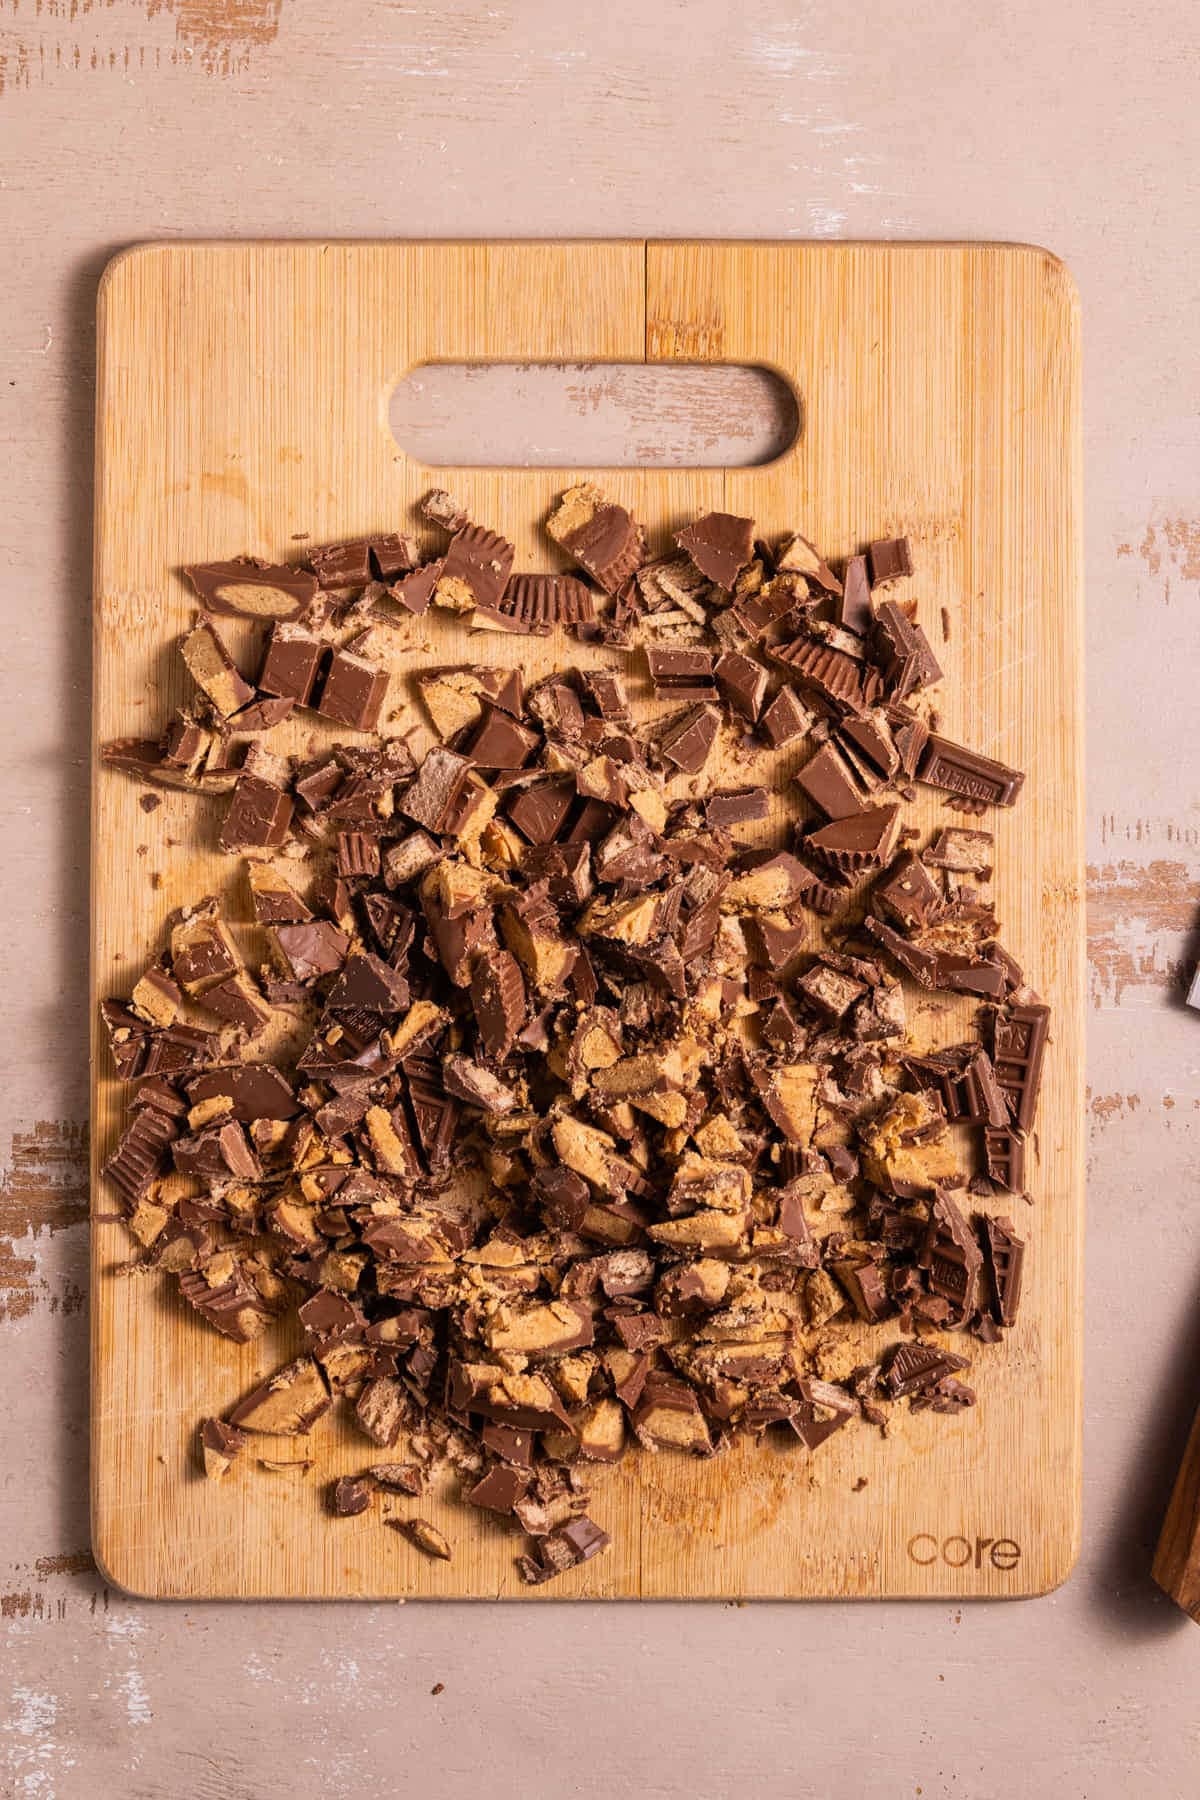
<box><xmin>0</xmin><ymin>1121</ymin><xmax>88</xmax><ymax>1322</ymax></box>
<box><xmin>0</xmin><ymin>0</ymin><xmax>284</xmax><ymax>95</ymax></box>
<box><xmin>1118</xmin><ymin>515</ymin><xmax>1200</xmax><ymax>584</ymax></box>
<box><xmin>1087</xmin><ymin>859</ymin><xmax>1198</xmax><ymax>1009</ymax></box>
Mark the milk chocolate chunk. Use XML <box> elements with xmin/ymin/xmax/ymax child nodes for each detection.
<box><xmin>199</xmin><ymin>1417</ymin><xmax>248</xmax><ymax>1481</ymax></box>
<box><xmin>547</xmin><ymin>484</ymin><xmax>646</xmax><ymax>594</ymax></box>
<box><xmin>714</xmin><ymin>651</ymin><xmax>768</xmax><ymax>722</ymax></box>
<box><xmin>646</xmin><ymin>647</ymin><xmax>718</xmax><ymax>699</ymax></box>
<box><xmin>184</xmin><ymin>557</ymin><xmax>317</xmax><ymax>621</ymax></box>
<box><xmin>795</xmin><ymin>743</ymin><xmax>867</xmax><ymax>820</ymax></box>
<box><xmin>180</xmin><ymin>620</ymin><xmax>256</xmax><ymax>717</ymax></box>
<box><xmin>366</xmin><ymin>533</ymin><xmax>418</xmax><ymax>580</ymax></box>
<box><xmin>317</xmin><ymin>649</ymin><xmax>389</xmax><ymax>731</ymax></box>
<box><xmin>272</xmin><ymin>920</ymin><xmax>350</xmax><ymax>982</ymax></box>
<box><xmin>706</xmin><ymin>787</ymin><xmax>769</xmax><ymax>829</ymax></box>
<box><xmin>659</xmin><ymin>703</ymin><xmax>720</xmax><ymax>775</ymax></box>
<box><xmin>328</xmin><ymin>952</ymin><xmax>410</xmax><ymax>1012</ymax></box>
<box><xmin>100</xmin><ymin>735</ymin><xmax>234</xmax><ymax>795</ymax></box>
<box><xmin>837</xmin><ymin>553</ymin><xmax>873</xmax><ymax>634</ymax></box>
<box><xmin>983</xmin><ymin>1126</ymin><xmax>1026</xmax><ymax>1193</ymax></box>
<box><xmin>867</xmin><ymin>536</ymin><xmax>913</xmax><ymax>586</ymax></box>
<box><xmin>983</xmin><ymin>1214</ymin><xmax>1026</xmax><ymax>1325</ymax></box>
<box><xmin>199</xmin><ymin>972</ymin><xmax>272</xmax><ymax>1036</ymax></box>
<box><xmin>759</xmin><ymin>685</ymin><xmax>812</xmax><ymax>748</ymax></box>
<box><xmin>469</xmin><ymin>951</ymin><xmax>526</xmax><ymax>1059</ymax></box>
<box><xmin>873</xmin><ymin>851</ymin><xmax>944</xmax><ymax>931</ymax></box>
<box><xmin>807</xmin><ymin>803</ymin><xmax>902</xmax><ymax>875</ymax></box>
<box><xmin>466</xmin><ymin>706</ymin><xmax>540</xmax><ymax>769</ymax></box>
<box><xmin>674</xmin><ymin>511</ymin><xmax>754</xmax><ymax>591</ymax></box>
<box><xmin>331</xmin><ymin>1475</ymin><xmax>372</xmax><ymax>1516</ymax></box>
<box><xmin>219</xmin><ymin>773</ymin><xmax>294</xmax><ymax>854</ymax></box>
<box><xmin>518</xmin><ymin>1515</ymin><xmax>611</xmax><ymax>1584</ymax></box>
<box><xmin>838</xmin><ymin>713</ymin><xmax>900</xmax><ymax>783</ymax></box>
<box><xmin>309</xmin><ymin>539</ymin><xmax>374</xmax><ymax>589</ymax></box>
<box><xmin>874</xmin><ymin>601</ymin><xmax>942</xmax><ymax>699</ymax></box>
<box><xmin>187</xmin><ymin>1063</ymin><xmax>298</xmax><ymax>1122</ymax></box>
<box><xmin>789</xmin><ymin>1378</ymin><xmax>856</xmax><ymax>1450</ymax></box>
<box><xmin>992</xmin><ymin>1001</ymin><xmax>1050</xmax><ymax>1130</ymax></box>
<box><xmin>507</xmin><ymin>778</ymin><xmax>574</xmax><ymax>844</ymax></box>
<box><xmin>259</xmin><ymin>623</ymin><xmax>325</xmax><ymax>706</ymax></box>
<box><xmin>336</xmin><ymin>830</ymin><xmax>380</xmax><ymax>879</ymax></box>
<box><xmin>389</xmin><ymin>559</ymin><xmax>443</xmax><ymax>615</ymax></box>
<box><xmin>228</xmin><ymin>1356</ymin><xmax>332</xmax><ymax>1435</ymax></box>
<box><xmin>917</xmin><ymin>735</ymin><xmax>1025</xmax><ymax>808</ymax></box>
<box><xmin>925</xmin><ymin>826</ymin><xmax>994</xmax><ymax>877</ymax></box>
<box><xmin>433</xmin><ymin>524</ymin><xmax>515</xmax><ymax>613</ymax></box>
<box><xmin>920</xmin><ymin>1188</ymin><xmax>983</xmax><ymax>1323</ymax></box>
<box><xmin>468</xmin><ymin>1463</ymin><xmax>531</xmax><ymax>1513</ymax></box>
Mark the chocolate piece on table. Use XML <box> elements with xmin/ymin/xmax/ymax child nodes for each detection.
<box><xmin>714</xmin><ymin>651</ymin><xmax>768</xmax><ymax>722</ymax></box>
<box><xmin>706</xmin><ymin>787</ymin><xmax>769</xmax><ymax>829</ymax></box>
<box><xmin>219</xmin><ymin>773</ymin><xmax>293</xmax><ymax>854</ymax></box>
<box><xmin>874</xmin><ymin>601</ymin><xmax>943</xmax><ymax>699</ymax></box>
<box><xmin>518</xmin><ymin>1515</ymin><xmax>611</xmax><ymax>1585</ymax></box>
<box><xmin>659</xmin><ymin>703</ymin><xmax>720</xmax><ymax>775</ymax></box>
<box><xmin>187</xmin><ymin>1063</ymin><xmax>298</xmax><ymax>1121</ymax></box>
<box><xmin>100</xmin><ymin>735</ymin><xmax>235</xmax><ymax>795</ymax></box>
<box><xmin>883</xmin><ymin>1340</ymin><xmax>969</xmax><ymax>1399</ymax></box>
<box><xmin>470</xmin><ymin>951</ymin><xmax>527</xmax><ymax>1059</ymax></box>
<box><xmin>467</xmin><ymin>1463</ymin><xmax>531</xmax><ymax>1513</ymax></box>
<box><xmin>771</xmin><ymin>638</ymin><xmax>864</xmax><ymax>714</ymax></box>
<box><xmin>838</xmin><ymin>713</ymin><xmax>899</xmax><ymax>783</ymax></box>
<box><xmin>199</xmin><ymin>972</ymin><xmax>272</xmax><ymax>1035</ymax></box>
<box><xmin>180</xmin><ymin>620</ymin><xmax>256</xmax><ymax>717</ymax></box>
<box><xmin>795</xmin><ymin>742</ymin><xmax>867</xmax><ymax>820</ymax></box>
<box><xmin>788</xmin><ymin>1377</ymin><xmax>856</xmax><ymax>1449</ymax></box>
<box><xmin>198</xmin><ymin>1417</ymin><xmax>248</xmax><ymax>1481</ymax></box>
<box><xmin>479</xmin><ymin>573</ymin><xmax>593</xmax><ymax>634</ymax></box>
<box><xmin>316</xmin><ymin>648</ymin><xmax>389</xmax><ymax>731</ymax></box>
<box><xmin>983</xmin><ymin>1126</ymin><xmax>1026</xmax><ymax>1193</ymax></box>
<box><xmin>336</xmin><ymin>829</ymin><xmax>381</xmax><ymax>878</ymax></box>
<box><xmin>674</xmin><ymin>511</ymin><xmax>754</xmax><ymax>591</ymax></box>
<box><xmin>366</xmin><ymin>533</ymin><xmax>418</xmax><ymax>580</ymax></box>
<box><xmin>272</xmin><ymin>920</ymin><xmax>350</xmax><ymax>982</ymax></box>
<box><xmin>259</xmin><ymin>623</ymin><xmax>325</xmax><ymax>706</ymax></box>
<box><xmin>632</xmin><ymin>1373</ymin><xmax>713</xmax><ymax>1454</ymax></box>
<box><xmin>775</xmin><ymin>532</ymin><xmax>843</xmax><ymax>595</ymax></box>
<box><xmin>309</xmin><ymin>539</ymin><xmax>374</xmax><ymax>589</ymax></box>
<box><xmin>933</xmin><ymin>953</ymin><xmax>1008</xmax><ymax>999</ymax></box>
<box><xmin>925</xmin><ymin>826</ymin><xmax>994</xmax><ymax>876</ymax></box>
<box><xmin>917</xmin><ymin>735</ymin><xmax>1025</xmax><ymax>808</ymax></box>
<box><xmin>546</xmin><ymin>484</ymin><xmax>646</xmax><ymax>594</ymax></box>
<box><xmin>432</xmin><ymin>524</ymin><xmax>515</xmax><ymax>613</ymax></box>
<box><xmin>837</xmin><ymin>553</ymin><xmax>873</xmax><ymax>634</ymax></box>
<box><xmin>393</xmin><ymin>1518</ymin><xmax>453</xmax><ymax>1561</ymax></box>
<box><xmin>228</xmin><ymin>1356</ymin><xmax>332</xmax><ymax>1435</ymax></box>
<box><xmin>231</xmin><ymin>695</ymin><xmax>295</xmax><ymax>733</ymax></box>
<box><xmin>102</xmin><ymin>1101</ymin><xmax>180</xmax><ymax>1203</ymax></box>
<box><xmin>331</xmin><ymin>1475</ymin><xmax>372</xmax><ymax>1516</ymax></box>
<box><xmin>646</xmin><ymin>647</ymin><xmax>717</xmax><ymax>699</ymax></box>
<box><xmin>992</xmin><ymin>1001</ymin><xmax>1050</xmax><ymax>1131</ymax></box>
<box><xmin>759</xmin><ymin>685</ymin><xmax>812</xmax><ymax>748</ymax></box>
<box><xmin>867</xmin><ymin>536</ymin><xmax>913</xmax><ymax>586</ymax></box>
<box><xmin>401</xmin><ymin>747</ymin><xmax>473</xmax><ymax>834</ymax></box>
<box><xmin>920</xmin><ymin>1188</ymin><xmax>984</xmax><ymax>1323</ymax></box>
<box><xmin>581</xmin><ymin>669</ymin><xmax>631</xmax><ymax>723</ymax></box>
<box><xmin>507</xmin><ymin>778</ymin><xmax>575</xmax><ymax>845</ymax></box>
<box><xmin>863</xmin><ymin>916</ymin><xmax>940</xmax><ymax>988</ymax></box>
<box><xmin>389</xmin><ymin>560</ymin><xmax>443</xmax><ymax>615</ymax></box>
<box><xmin>873</xmin><ymin>851</ymin><xmax>944</xmax><ymax>931</ymax></box>
<box><xmin>983</xmin><ymin>1214</ymin><xmax>1026</xmax><ymax>1325</ymax></box>
<box><xmin>184</xmin><ymin>557</ymin><xmax>317</xmax><ymax>621</ymax></box>
<box><xmin>327</xmin><ymin>952</ymin><xmax>410</xmax><ymax>1012</ymax></box>
<box><xmin>466</xmin><ymin>706</ymin><xmax>540</xmax><ymax>769</ymax></box>
<box><xmin>807</xmin><ymin>803</ymin><xmax>902</xmax><ymax>875</ymax></box>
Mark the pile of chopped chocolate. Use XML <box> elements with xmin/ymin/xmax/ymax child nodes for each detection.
<box><xmin>99</xmin><ymin>488</ymin><xmax>1045</xmax><ymax>1585</ymax></box>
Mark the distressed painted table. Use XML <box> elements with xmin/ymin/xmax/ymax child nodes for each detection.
<box><xmin>1</xmin><ymin>2</ymin><xmax>1197</xmax><ymax>1796</ymax></box>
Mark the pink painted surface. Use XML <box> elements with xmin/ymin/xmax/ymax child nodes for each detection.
<box><xmin>0</xmin><ymin>1</ymin><xmax>1197</xmax><ymax>1794</ymax></box>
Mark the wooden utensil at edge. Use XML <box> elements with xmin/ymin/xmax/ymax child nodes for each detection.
<box><xmin>1153</xmin><ymin>1404</ymin><xmax>1200</xmax><ymax>1619</ymax></box>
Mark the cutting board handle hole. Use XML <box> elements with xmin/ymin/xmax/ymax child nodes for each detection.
<box><xmin>389</xmin><ymin>363</ymin><xmax>800</xmax><ymax>469</ymax></box>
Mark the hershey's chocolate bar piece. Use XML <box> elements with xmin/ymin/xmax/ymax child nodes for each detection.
<box><xmin>837</xmin><ymin>553</ymin><xmax>873</xmax><ymax>634</ymax></box>
<box><xmin>646</xmin><ymin>646</ymin><xmax>717</xmax><ymax>699</ymax></box>
<box><xmin>272</xmin><ymin>919</ymin><xmax>350</xmax><ymax>981</ymax></box>
<box><xmin>219</xmin><ymin>773</ymin><xmax>294</xmax><ymax>854</ymax></box>
<box><xmin>328</xmin><ymin>952</ymin><xmax>410</xmax><ymax>1012</ymax></box>
<box><xmin>759</xmin><ymin>685</ymin><xmax>812</xmax><ymax>748</ymax></box>
<box><xmin>316</xmin><ymin>649</ymin><xmax>388</xmax><ymax>731</ymax></box>
<box><xmin>884</xmin><ymin>1340</ymin><xmax>969</xmax><ymax>1399</ymax></box>
<box><xmin>789</xmin><ymin>1378</ymin><xmax>856</xmax><ymax>1449</ymax></box>
<box><xmin>983</xmin><ymin>1126</ymin><xmax>1026</xmax><ymax>1192</ymax></box>
<box><xmin>795</xmin><ymin>742</ymin><xmax>867</xmax><ymax>820</ymax></box>
<box><xmin>181</xmin><ymin>620</ymin><xmax>256</xmax><ymax>717</ymax></box>
<box><xmin>874</xmin><ymin>601</ymin><xmax>942</xmax><ymax>699</ymax></box>
<box><xmin>920</xmin><ymin>1188</ymin><xmax>983</xmax><ymax>1323</ymax></box>
<box><xmin>517</xmin><ymin>1515</ymin><xmax>611</xmax><ymax>1584</ymax></box>
<box><xmin>867</xmin><ymin>536</ymin><xmax>913</xmax><ymax>586</ymax></box>
<box><xmin>187</xmin><ymin>1063</ymin><xmax>298</xmax><ymax>1120</ymax></box>
<box><xmin>259</xmin><ymin>623</ymin><xmax>325</xmax><ymax>706</ymax></box>
<box><xmin>659</xmin><ymin>704</ymin><xmax>719</xmax><ymax>775</ymax></box>
<box><xmin>917</xmin><ymin>735</ymin><xmax>1025</xmax><ymax>808</ymax></box>
<box><xmin>466</xmin><ymin>706</ymin><xmax>541</xmax><ymax>769</ymax></box>
<box><xmin>674</xmin><ymin>511</ymin><xmax>754</xmax><ymax>590</ymax></box>
<box><xmin>247</xmin><ymin>862</ymin><xmax>311</xmax><ymax>924</ymax></box>
<box><xmin>547</xmin><ymin>484</ymin><xmax>646</xmax><ymax>594</ymax></box>
<box><xmin>992</xmin><ymin>1001</ymin><xmax>1050</xmax><ymax>1131</ymax></box>
<box><xmin>983</xmin><ymin>1214</ymin><xmax>1025</xmax><ymax>1325</ymax></box>
<box><xmin>184</xmin><ymin>557</ymin><xmax>317</xmax><ymax>621</ymax></box>
<box><xmin>714</xmin><ymin>651</ymin><xmax>768</xmax><ymax>722</ymax></box>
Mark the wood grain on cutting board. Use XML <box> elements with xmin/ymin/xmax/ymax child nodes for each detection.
<box><xmin>90</xmin><ymin>241</ymin><xmax>1083</xmax><ymax>1600</ymax></box>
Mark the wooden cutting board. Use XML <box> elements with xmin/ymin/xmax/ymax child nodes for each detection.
<box><xmin>90</xmin><ymin>241</ymin><xmax>1083</xmax><ymax>1600</ymax></box>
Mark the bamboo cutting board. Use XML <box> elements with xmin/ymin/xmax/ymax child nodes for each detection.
<box><xmin>91</xmin><ymin>241</ymin><xmax>1083</xmax><ymax>1600</ymax></box>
